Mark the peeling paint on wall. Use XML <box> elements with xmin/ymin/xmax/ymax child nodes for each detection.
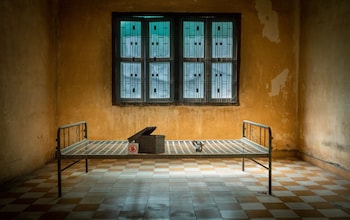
<box><xmin>269</xmin><ymin>68</ymin><xmax>289</xmax><ymax>96</ymax></box>
<box><xmin>255</xmin><ymin>0</ymin><xmax>280</xmax><ymax>43</ymax></box>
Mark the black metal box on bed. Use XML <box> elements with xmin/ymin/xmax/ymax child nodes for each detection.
<box><xmin>128</xmin><ymin>126</ymin><xmax>165</xmax><ymax>154</ymax></box>
<box><xmin>56</xmin><ymin>120</ymin><xmax>273</xmax><ymax>197</ymax></box>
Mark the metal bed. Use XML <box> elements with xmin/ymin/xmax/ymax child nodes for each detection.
<box><xmin>56</xmin><ymin>120</ymin><xmax>273</xmax><ymax>197</ymax></box>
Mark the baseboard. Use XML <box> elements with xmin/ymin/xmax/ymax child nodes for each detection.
<box><xmin>272</xmin><ymin>149</ymin><xmax>298</xmax><ymax>158</ymax></box>
<box><xmin>297</xmin><ymin>152</ymin><xmax>350</xmax><ymax>180</ymax></box>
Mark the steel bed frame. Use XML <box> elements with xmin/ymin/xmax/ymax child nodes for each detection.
<box><xmin>56</xmin><ymin>120</ymin><xmax>272</xmax><ymax>197</ymax></box>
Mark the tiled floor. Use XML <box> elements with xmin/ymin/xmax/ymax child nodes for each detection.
<box><xmin>0</xmin><ymin>158</ymin><xmax>350</xmax><ymax>219</ymax></box>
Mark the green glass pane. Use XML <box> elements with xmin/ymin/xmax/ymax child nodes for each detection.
<box><xmin>211</xmin><ymin>63</ymin><xmax>232</xmax><ymax>99</ymax></box>
<box><xmin>212</xmin><ymin>22</ymin><xmax>233</xmax><ymax>58</ymax></box>
<box><xmin>120</xmin><ymin>62</ymin><xmax>142</xmax><ymax>98</ymax></box>
<box><xmin>149</xmin><ymin>21</ymin><xmax>170</xmax><ymax>58</ymax></box>
<box><xmin>149</xmin><ymin>62</ymin><xmax>170</xmax><ymax>99</ymax></box>
<box><xmin>183</xmin><ymin>62</ymin><xmax>204</xmax><ymax>98</ymax></box>
<box><xmin>120</xmin><ymin>21</ymin><xmax>141</xmax><ymax>58</ymax></box>
<box><xmin>183</xmin><ymin>21</ymin><xmax>204</xmax><ymax>58</ymax></box>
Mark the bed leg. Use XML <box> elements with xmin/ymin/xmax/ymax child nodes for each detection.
<box><xmin>268</xmin><ymin>156</ymin><xmax>272</xmax><ymax>195</ymax></box>
<box><xmin>85</xmin><ymin>157</ymin><xmax>88</xmax><ymax>173</ymax></box>
<box><xmin>242</xmin><ymin>157</ymin><xmax>245</xmax><ymax>171</ymax></box>
<box><xmin>57</xmin><ymin>155</ymin><xmax>62</xmax><ymax>197</ymax></box>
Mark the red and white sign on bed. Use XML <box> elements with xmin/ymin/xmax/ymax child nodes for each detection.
<box><xmin>128</xmin><ymin>142</ymin><xmax>139</xmax><ymax>154</ymax></box>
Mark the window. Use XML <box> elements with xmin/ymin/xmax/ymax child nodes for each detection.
<box><xmin>112</xmin><ymin>13</ymin><xmax>240</xmax><ymax>105</ymax></box>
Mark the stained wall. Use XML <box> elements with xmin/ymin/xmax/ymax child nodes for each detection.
<box><xmin>299</xmin><ymin>0</ymin><xmax>350</xmax><ymax>174</ymax></box>
<box><xmin>0</xmin><ymin>0</ymin><xmax>57</xmax><ymax>182</ymax></box>
<box><xmin>57</xmin><ymin>0</ymin><xmax>299</xmax><ymax>154</ymax></box>
<box><xmin>5</xmin><ymin>0</ymin><xmax>348</xmax><ymax>184</ymax></box>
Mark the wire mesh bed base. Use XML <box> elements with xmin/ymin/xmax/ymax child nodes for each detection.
<box><xmin>60</xmin><ymin>139</ymin><xmax>269</xmax><ymax>159</ymax></box>
<box><xmin>56</xmin><ymin>120</ymin><xmax>273</xmax><ymax>197</ymax></box>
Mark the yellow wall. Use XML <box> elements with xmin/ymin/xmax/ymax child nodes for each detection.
<box><xmin>299</xmin><ymin>0</ymin><xmax>350</xmax><ymax>173</ymax></box>
<box><xmin>57</xmin><ymin>0</ymin><xmax>299</xmax><ymax>153</ymax></box>
<box><xmin>0</xmin><ymin>0</ymin><xmax>57</xmax><ymax>182</ymax></box>
<box><xmin>2</xmin><ymin>0</ymin><xmax>348</xmax><ymax>184</ymax></box>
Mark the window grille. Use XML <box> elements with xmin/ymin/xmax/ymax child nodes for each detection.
<box><xmin>112</xmin><ymin>13</ymin><xmax>240</xmax><ymax>105</ymax></box>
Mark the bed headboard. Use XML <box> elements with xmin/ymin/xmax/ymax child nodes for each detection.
<box><xmin>242</xmin><ymin>120</ymin><xmax>272</xmax><ymax>150</ymax></box>
<box><xmin>56</xmin><ymin>121</ymin><xmax>87</xmax><ymax>151</ymax></box>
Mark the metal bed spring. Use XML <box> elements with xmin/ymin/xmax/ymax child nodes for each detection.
<box><xmin>60</xmin><ymin>139</ymin><xmax>268</xmax><ymax>158</ymax></box>
<box><xmin>56</xmin><ymin>120</ymin><xmax>272</xmax><ymax>197</ymax></box>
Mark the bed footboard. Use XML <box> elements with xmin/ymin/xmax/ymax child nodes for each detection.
<box><xmin>56</xmin><ymin>121</ymin><xmax>88</xmax><ymax>197</ymax></box>
<box><xmin>242</xmin><ymin>120</ymin><xmax>273</xmax><ymax>194</ymax></box>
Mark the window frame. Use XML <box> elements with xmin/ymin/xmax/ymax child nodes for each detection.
<box><xmin>112</xmin><ymin>12</ymin><xmax>240</xmax><ymax>106</ymax></box>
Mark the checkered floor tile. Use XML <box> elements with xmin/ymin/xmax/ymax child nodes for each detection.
<box><xmin>0</xmin><ymin>158</ymin><xmax>349</xmax><ymax>219</ymax></box>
